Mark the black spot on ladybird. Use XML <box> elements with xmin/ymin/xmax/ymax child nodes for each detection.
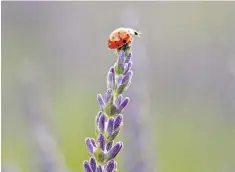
<box><xmin>112</xmin><ymin>37</ymin><xmax>115</xmax><ymax>40</ymax></box>
<box><xmin>127</xmin><ymin>34</ymin><xmax>130</xmax><ymax>37</ymax></box>
<box><xmin>118</xmin><ymin>32</ymin><xmax>120</xmax><ymax>34</ymax></box>
<box><xmin>123</xmin><ymin>40</ymin><xmax>126</xmax><ymax>43</ymax></box>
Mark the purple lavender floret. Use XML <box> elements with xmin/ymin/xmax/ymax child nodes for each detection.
<box><xmin>117</xmin><ymin>97</ymin><xmax>130</xmax><ymax>113</ymax></box>
<box><xmin>84</xmin><ymin>161</ymin><xmax>92</xmax><ymax>172</ymax></box>
<box><xmin>106</xmin><ymin>118</ymin><xmax>114</xmax><ymax>137</ymax></box>
<box><xmin>105</xmin><ymin>89</ymin><xmax>113</xmax><ymax>104</ymax></box>
<box><xmin>85</xmin><ymin>138</ymin><xmax>94</xmax><ymax>155</ymax></box>
<box><xmin>96</xmin><ymin>112</ymin><xmax>102</xmax><ymax>125</ymax></box>
<box><xmin>84</xmin><ymin>50</ymin><xmax>134</xmax><ymax>171</ymax></box>
<box><xmin>97</xmin><ymin>94</ymin><xmax>105</xmax><ymax>110</ymax></box>
<box><xmin>118</xmin><ymin>51</ymin><xmax>125</xmax><ymax>67</ymax></box>
<box><xmin>89</xmin><ymin>157</ymin><xmax>96</xmax><ymax>172</ymax></box>
<box><xmin>115</xmin><ymin>94</ymin><xmax>123</xmax><ymax>108</ymax></box>
<box><xmin>98</xmin><ymin>134</ymin><xmax>105</xmax><ymax>151</ymax></box>
<box><xmin>125</xmin><ymin>52</ymin><xmax>132</xmax><ymax>63</ymax></box>
<box><xmin>106</xmin><ymin>141</ymin><xmax>113</xmax><ymax>151</ymax></box>
<box><xmin>113</xmin><ymin>115</ymin><xmax>123</xmax><ymax>131</ymax></box>
<box><xmin>121</xmin><ymin>71</ymin><xmax>133</xmax><ymax>85</ymax></box>
<box><xmin>107</xmin><ymin>72</ymin><xmax>114</xmax><ymax>88</ymax></box>
<box><xmin>104</xmin><ymin>160</ymin><xmax>115</xmax><ymax>172</ymax></box>
<box><xmin>91</xmin><ymin>138</ymin><xmax>97</xmax><ymax>148</ymax></box>
<box><xmin>110</xmin><ymin>67</ymin><xmax>115</xmax><ymax>74</ymax></box>
<box><xmin>98</xmin><ymin>113</ymin><xmax>106</xmax><ymax>133</ymax></box>
<box><xmin>96</xmin><ymin>165</ymin><xmax>103</xmax><ymax>172</ymax></box>
<box><xmin>116</xmin><ymin>75</ymin><xmax>123</xmax><ymax>88</ymax></box>
<box><xmin>124</xmin><ymin>61</ymin><xmax>133</xmax><ymax>74</ymax></box>
<box><xmin>106</xmin><ymin>142</ymin><xmax>123</xmax><ymax>160</ymax></box>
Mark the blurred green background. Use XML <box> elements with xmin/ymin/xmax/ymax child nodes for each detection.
<box><xmin>2</xmin><ymin>2</ymin><xmax>235</xmax><ymax>172</ymax></box>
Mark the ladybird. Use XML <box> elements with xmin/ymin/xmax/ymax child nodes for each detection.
<box><xmin>108</xmin><ymin>27</ymin><xmax>141</xmax><ymax>51</ymax></box>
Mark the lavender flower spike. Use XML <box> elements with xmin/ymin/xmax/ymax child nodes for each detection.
<box><xmin>84</xmin><ymin>28</ymin><xmax>139</xmax><ymax>171</ymax></box>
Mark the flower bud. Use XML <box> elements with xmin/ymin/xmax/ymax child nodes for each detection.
<box><xmin>125</xmin><ymin>52</ymin><xmax>132</xmax><ymax>63</ymax></box>
<box><xmin>97</xmin><ymin>94</ymin><xmax>105</xmax><ymax>110</ymax></box>
<box><xmin>116</xmin><ymin>75</ymin><xmax>123</xmax><ymax>88</ymax></box>
<box><xmin>122</xmin><ymin>71</ymin><xmax>133</xmax><ymax>85</ymax></box>
<box><xmin>115</xmin><ymin>94</ymin><xmax>123</xmax><ymax>109</ymax></box>
<box><xmin>91</xmin><ymin>138</ymin><xmax>97</xmax><ymax>148</ymax></box>
<box><xmin>83</xmin><ymin>161</ymin><xmax>92</xmax><ymax>172</ymax></box>
<box><xmin>96</xmin><ymin>111</ymin><xmax>102</xmax><ymax>125</ymax></box>
<box><xmin>117</xmin><ymin>97</ymin><xmax>130</xmax><ymax>113</ymax></box>
<box><xmin>96</xmin><ymin>165</ymin><xmax>102</xmax><ymax>172</ymax></box>
<box><xmin>107</xmin><ymin>71</ymin><xmax>114</xmax><ymax>89</ymax></box>
<box><xmin>118</xmin><ymin>51</ymin><xmax>125</xmax><ymax>67</ymax></box>
<box><xmin>114</xmin><ymin>114</ymin><xmax>123</xmax><ymax>131</ymax></box>
<box><xmin>104</xmin><ymin>89</ymin><xmax>112</xmax><ymax>104</ymax></box>
<box><xmin>124</xmin><ymin>61</ymin><xmax>133</xmax><ymax>74</ymax></box>
<box><xmin>85</xmin><ymin>138</ymin><xmax>94</xmax><ymax>155</ymax></box>
<box><xmin>104</xmin><ymin>160</ymin><xmax>115</xmax><ymax>172</ymax></box>
<box><xmin>98</xmin><ymin>134</ymin><xmax>105</xmax><ymax>151</ymax></box>
<box><xmin>106</xmin><ymin>118</ymin><xmax>114</xmax><ymax>137</ymax></box>
<box><xmin>89</xmin><ymin>157</ymin><xmax>96</xmax><ymax>172</ymax></box>
<box><xmin>106</xmin><ymin>142</ymin><xmax>123</xmax><ymax>161</ymax></box>
<box><xmin>106</xmin><ymin>141</ymin><xmax>113</xmax><ymax>151</ymax></box>
<box><xmin>98</xmin><ymin>113</ymin><xmax>105</xmax><ymax>133</ymax></box>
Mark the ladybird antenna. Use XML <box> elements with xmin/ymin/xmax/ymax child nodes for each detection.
<box><xmin>134</xmin><ymin>30</ymin><xmax>143</xmax><ymax>38</ymax></box>
<box><xmin>139</xmin><ymin>30</ymin><xmax>144</xmax><ymax>35</ymax></box>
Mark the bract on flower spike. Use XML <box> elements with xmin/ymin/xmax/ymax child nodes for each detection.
<box><xmin>83</xmin><ymin>27</ymin><xmax>141</xmax><ymax>172</ymax></box>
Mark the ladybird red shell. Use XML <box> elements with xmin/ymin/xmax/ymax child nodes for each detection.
<box><xmin>108</xmin><ymin>28</ymin><xmax>132</xmax><ymax>49</ymax></box>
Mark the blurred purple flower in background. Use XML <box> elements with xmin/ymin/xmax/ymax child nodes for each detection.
<box><xmin>20</xmin><ymin>61</ymin><xmax>70</xmax><ymax>172</ymax></box>
<box><xmin>119</xmin><ymin>7</ymin><xmax>156</xmax><ymax>172</ymax></box>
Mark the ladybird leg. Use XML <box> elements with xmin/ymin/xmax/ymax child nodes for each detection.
<box><xmin>116</xmin><ymin>43</ymin><xmax>129</xmax><ymax>56</ymax></box>
<box><xmin>115</xmin><ymin>48</ymin><xmax>120</xmax><ymax>55</ymax></box>
<box><xmin>122</xmin><ymin>44</ymin><xmax>127</xmax><ymax>52</ymax></box>
<box><xmin>124</xmin><ymin>41</ymin><xmax>133</xmax><ymax>56</ymax></box>
<box><xmin>125</xmin><ymin>46</ymin><xmax>131</xmax><ymax>57</ymax></box>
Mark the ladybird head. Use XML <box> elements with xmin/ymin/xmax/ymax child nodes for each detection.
<box><xmin>126</xmin><ymin>28</ymin><xmax>142</xmax><ymax>37</ymax></box>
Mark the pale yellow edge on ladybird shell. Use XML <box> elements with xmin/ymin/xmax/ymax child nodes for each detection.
<box><xmin>109</xmin><ymin>27</ymin><xmax>128</xmax><ymax>39</ymax></box>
